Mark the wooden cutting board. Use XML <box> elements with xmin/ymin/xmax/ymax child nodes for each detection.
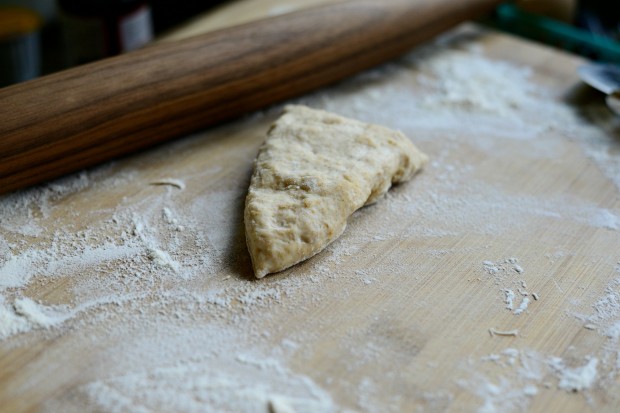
<box><xmin>1</xmin><ymin>1</ymin><xmax>619</xmax><ymax>412</ymax></box>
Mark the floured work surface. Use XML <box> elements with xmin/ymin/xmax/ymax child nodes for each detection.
<box><xmin>1</xmin><ymin>25</ymin><xmax>620</xmax><ymax>413</ymax></box>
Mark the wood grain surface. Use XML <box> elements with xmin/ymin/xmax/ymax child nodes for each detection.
<box><xmin>1</xmin><ymin>1</ymin><xmax>620</xmax><ymax>413</ymax></box>
<box><xmin>0</xmin><ymin>0</ymin><xmax>500</xmax><ymax>195</ymax></box>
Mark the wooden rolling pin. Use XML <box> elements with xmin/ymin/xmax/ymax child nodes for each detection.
<box><xmin>0</xmin><ymin>0</ymin><xmax>500</xmax><ymax>195</ymax></box>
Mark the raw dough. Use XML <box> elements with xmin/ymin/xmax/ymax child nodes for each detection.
<box><xmin>244</xmin><ymin>105</ymin><xmax>428</xmax><ymax>278</ymax></box>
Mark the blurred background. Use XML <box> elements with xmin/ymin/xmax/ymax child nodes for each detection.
<box><xmin>0</xmin><ymin>0</ymin><xmax>619</xmax><ymax>87</ymax></box>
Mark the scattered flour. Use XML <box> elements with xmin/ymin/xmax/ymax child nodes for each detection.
<box><xmin>483</xmin><ymin>259</ymin><xmax>535</xmax><ymax>315</ymax></box>
<box><xmin>548</xmin><ymin>357</ymin><xmax>599</xmax><ymax>392</ymax></box>
<box><xmin>513</xmin><ymin>297</ymin><xmax>530</xmax><ymax>316</ymax></box>
<box><xmin>82</xmin><ymin>356</ymin><xmax>334</xmax><ymax>413</ymax></box>
<box><xmin>462</xmin><ymin>376</ymin><xmax>538</xmax><ymax>413</ymax></box>
<box><xmin>146</xmin><ymin>247</ymin><xmax>180</xmax><ymax>272</ymax></box>
<box><xmin>604</xmin><ymin>321</ymin><xmax>620</xmax><ymax>340</ymax></box>
<box><xmin>482</xmin><ymin>259</ymin><xmax>524</xmax><ymax>279</ymax></box>
<box><xmin>417</xmin><ymin>50</ymin><xmax>535</xmax><ymax>118</ymax></box>
<box><xmin>0</xmin><ymin>297</ymin><xmax>32</xmax><ymax>340</ymax></box>
<box><xmin>461</xmin><ymin>349</ymin><xmax>600</xmax><ymax>412</ymax></box>
<box><xmin>569</xmin><ymin>265</ymin><xmax>620</xmax><ymax>399</ymax></box>
<box><xmin>572</xmin><ymin>273</ymin><xmax>620</xmax><ymax>339</ymax></box>
<box><xmin>0</xmin><ymin>297</ymin><xmax>72</xmax><ymax>340</ymax></box>
<box><xmin>589</xmin><ymin>209</ymin><xmax>620</xmax><ymax>231</ymax></box>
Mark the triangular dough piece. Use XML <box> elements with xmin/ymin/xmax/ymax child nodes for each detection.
<box><xmin>244</xmin><ymin>105</ymin><xmax>428</xmax><ymax>278</ymax></box>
